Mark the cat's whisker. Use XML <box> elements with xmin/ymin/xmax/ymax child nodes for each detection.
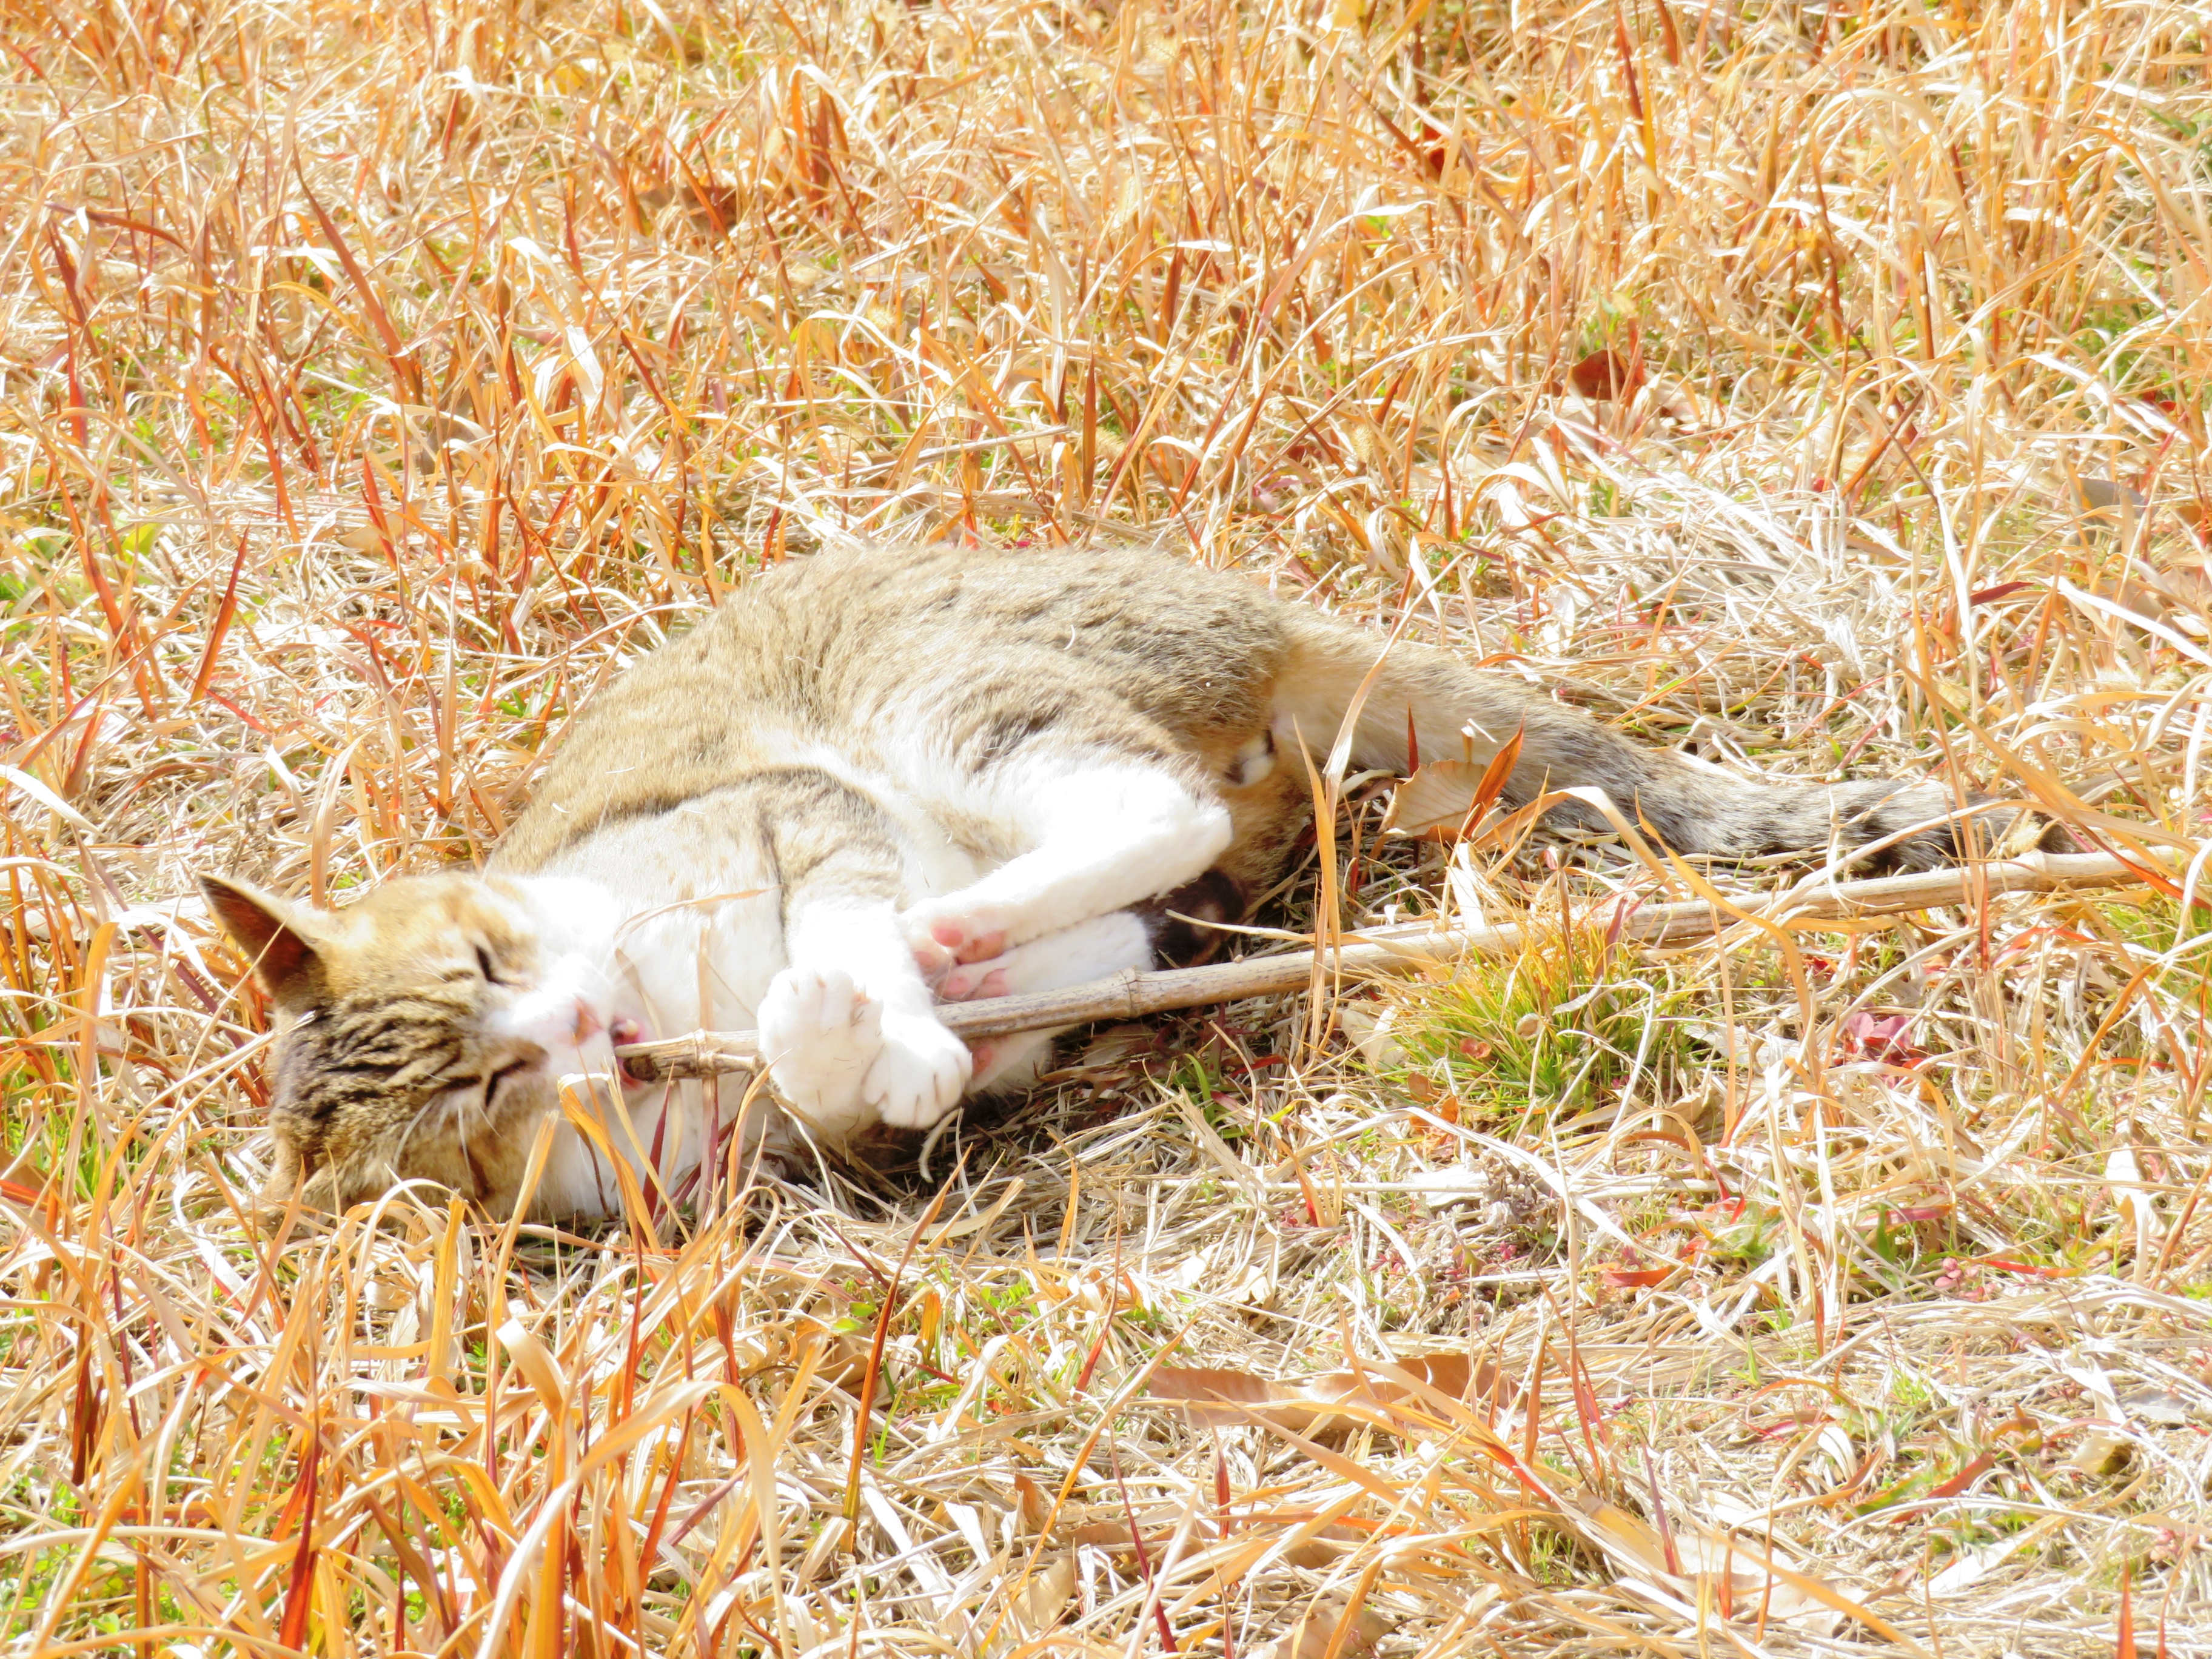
<box><xmin>389</xmin><ymin>1092</ymin><xmax>452</xmax><ymax>1186</ymax></box>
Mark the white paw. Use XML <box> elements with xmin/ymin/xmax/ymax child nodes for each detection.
<box><xmin>901</xmin><ymin>898</ymin><xmax>1019</xmax><ymax>978</ymax></box>
<box><xmin>938</xmin><ymin>911</ymin><xmax>1154</xmax><ymax>1000</ymax></box>
<box><xmin>758</xmin><ymin>967</ymin><xmax>882</xmax><ymax>1131</ymax></box>
<box><xmin>864</xmin><ymin>1008</ymin><xmax>974</xmax><ymax>1128</ymax></box>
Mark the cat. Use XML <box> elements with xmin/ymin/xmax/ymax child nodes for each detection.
<box><xmin>201</xmin><ymin>540</ymin><xmax>2048</xmax><ymax>1219</ymax></box>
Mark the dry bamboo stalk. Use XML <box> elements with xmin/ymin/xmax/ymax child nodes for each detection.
<box><xmin>614</xmin><ymin>849</ymin><xmax>2185</xmax><ymax>1082</ymax></box>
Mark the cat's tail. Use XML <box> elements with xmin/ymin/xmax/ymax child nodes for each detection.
<box><xmin>1273</xmin><ymin>609</ymin><xmax>2054</xmax><ymax>872</ymax></box>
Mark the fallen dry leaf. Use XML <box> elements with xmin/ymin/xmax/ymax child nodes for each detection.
<box><xmin>1567</xmin><ymin>347</ymin><xmax>1643</xmax><ymax>400</ymax></box>
<box><xmin>1148</xmin><ymin>1351</ymin><xmax>1507</xmax><ymax>1432</ymax></box>
<box><xmin>1381</xmin><ymin>758</ymin><xmax>1487</xmax><ymax>840</ymax></box>
<box><xmin>1381</xmin><ymin>728</ymin><xmax>1523</xmax><ymax>841</ymax></box>
<box><xmin>1248</xmin><ymin>1598</ymin><xmax>1387</xmax><ymax>1659</ymax></box>
<box><xmin>1008</xmin><ymin>1555</ymin><xmax>1074</xmax><ymax>1634</ymax></box>
<box><xmin>1572</xmin><ymin>1501</ymin><xmax>1939</xmax><ymax>1650</ymax></box>
<box><xmin>2105</xmin><ymin>1146</ymin><xmax>2163</xmax><ymax>1255</ymax></box>
<box><xmin>1334</xmin><ymin>1002</ymin><xmax>1408</xmax><ymax>1069</ymax></box>
<box><xmin>2068</xmin><ymin>1430</ymin><xmax>2131</xmax><ymax>1476</ymax></box>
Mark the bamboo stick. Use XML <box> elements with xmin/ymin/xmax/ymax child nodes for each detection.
<box><xmin>614</xmin><ymin>849</ymin><xmax>2186</xmax><ymax>1082</ymax></box>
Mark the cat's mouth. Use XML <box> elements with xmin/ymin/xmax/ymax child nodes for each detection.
<box><xmin>383</xmin><ymin>1000</ymin><xmax>645</xmax><ymax>1185</ymax></box>
<box><xmin>609</xmin><ymin>1016</ymin><xmax>651</xmax><ymax>1085</ymax></box>
<box><xmin>465</xmin><ymin>1011</ymin><xmax>649</xmax><ymax>1124</ymax></box>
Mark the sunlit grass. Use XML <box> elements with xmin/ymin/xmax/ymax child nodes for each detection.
<box><xmin>1</xmin><ymin>0</ymin><xmax>2210</xmax><ymax>1650</ymax></box>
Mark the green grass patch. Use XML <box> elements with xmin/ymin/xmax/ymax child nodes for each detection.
<box><xmin>1383</xmin><ymin>928</ymin><xmax>1692</xmax><ymax>1130</ymax></box>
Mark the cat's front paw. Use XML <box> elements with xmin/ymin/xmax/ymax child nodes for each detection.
<box><xmin>864</xmin><ymin>1008</ymin><xmax>973</xmax><ymax>1127</ymax></box>
<box><xmin>901</xmin><ymin>900</ymin><xmax>1016</xmax><ymax>978</ymax></box>
<box><xmin>758</xmin><ymin>967</ymin><xmax>882</xmax><ymax>1134</ymax></box>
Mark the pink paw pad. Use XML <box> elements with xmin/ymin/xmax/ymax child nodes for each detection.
<box><xmin>929</xmin><ymin>920</ymin><xmax>1007</xmax><ymax>964</ymax></box>
<box><xmin>941</xmin><ymin>967</ymin><xmax>1008</xmax><ymax>1001</ymax></box>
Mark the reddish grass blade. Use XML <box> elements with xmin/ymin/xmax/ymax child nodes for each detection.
<box><xmin>297</xmin><ymin>173</ymin><xmax>418</xmax><ymax>400</ymax></box>
<box><xmin>276</xmin><ymin>1425</ymin><xmax>323</xmax><ymax>1653</ymax></box>
<box><xmin>189</xmin><ymin>535</ymin><xmax>249</xmax><ymax>706</ymax></box>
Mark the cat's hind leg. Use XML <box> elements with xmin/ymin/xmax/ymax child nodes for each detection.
<box><xmin>903</xmin><ymin>756</ymin><xmax>1231</xmax><ymax>971</ymax></box>
<box><xmin>933</xmin><ymin>909</ymin><xmax>1156</xmax><ymax>1093</ymax></box>
<box><xmin>935</xmin><ymin>909</ymin><xmax>1154</xmax><ymax>1002</ymax></box>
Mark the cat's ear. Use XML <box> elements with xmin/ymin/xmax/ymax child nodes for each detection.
<box><xmin>199</xmin><ymin>875</ymin><xmax>329</xmax><ymax>1005</ymax></box>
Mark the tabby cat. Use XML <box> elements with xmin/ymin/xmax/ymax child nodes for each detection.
<box><xmin>202</xmin><ymin>541</ymin><xmax>2040</xmax><ymax>1218</ymax></box>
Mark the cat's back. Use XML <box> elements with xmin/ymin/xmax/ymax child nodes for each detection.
<box><xmin>697</xmin><ymin>540</ymin><xmax>1285</xmax><ymax>678</ymax></box>
<box><xmin>495</xmin><ymin>543</ymin><xmax>1291</xmax><ymax>870</ymax></box>
<box><xmin>736</xmin><ymin>542</ymin><xmax>1295</xmax><ymax>756</ymax></box>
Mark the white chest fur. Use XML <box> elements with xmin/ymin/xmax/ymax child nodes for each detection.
<box><xmin>506</xmin><ymin>765</ymin><xmax>993</xmax><ymax>1215</ymax></box>
<box><xmin>507</xmin><ymin>830</ymin><xmax>782</xmax><ymax>1215</ymax></box>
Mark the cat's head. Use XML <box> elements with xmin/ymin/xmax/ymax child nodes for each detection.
<box><xmin>199</xmin><ymin>871</ymin><xmax>619</xmax><ymax>1218</ymax></box>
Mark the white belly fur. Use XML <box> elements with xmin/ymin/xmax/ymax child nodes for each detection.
<box><xmin>512</xmin><ymin>765</ymin><xmax>988</xmax><ymax>1216</ymax></box>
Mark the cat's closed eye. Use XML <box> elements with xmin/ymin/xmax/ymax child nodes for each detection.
<box><xmin>440</xmin><ymin>947</ymin><xmax>502</xmax><ymax>985</ymax></box>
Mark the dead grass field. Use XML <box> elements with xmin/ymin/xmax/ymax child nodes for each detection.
<box><xmin>4</xmin><ymin>0</ymin><xmax>2212</xmax><ymax>1652</ymax></box>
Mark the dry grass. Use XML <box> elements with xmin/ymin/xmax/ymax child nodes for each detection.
<box><xmin>4</xmin><ymin>0</ymin><xmax>2212</xmax><ymax>1651</ymax></box>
